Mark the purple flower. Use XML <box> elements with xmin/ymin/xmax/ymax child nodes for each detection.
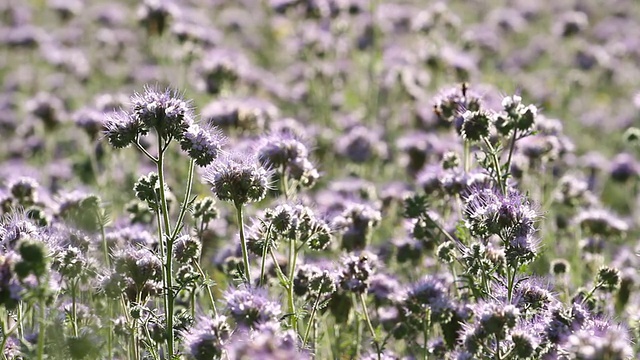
<box><xmin>102</xmin><ymin>110</ymin><xmax>145</xmax><ymax>149</ymax></box>
<box><xmin>183</xmin><ymin>315</ymin><xmax>231</xmax><ymax>360</ymax></box>
<box><xmin>339</xmin><ymin>251</ymin><xmax>377</xmax><ymax>294</ymax></box>
<box><xmin>225</xmin><ymin>324</ymin><xmax>309</xmax><ymax>360</ymax></box>
<box><xmin>464</xmin><ymin>186</ymin><xmax>538</xmax><ymax>240</ymax></box>
<box><xmin>130</xmin><ymin>86</ymin><xmax>193</xmax><ymax>140</ymax></box>
<box><xmin>180</xmin><ymin>123</ymin><xmax>224</xmax><ymax>167</ymax></box>
<box><xmin>224</xmin><ymin>287</ymin><xmax>282</xmax><ymax>328</ymax></box>
<box><xmin>202</xmin><ymin>153</ymin><xmax>273</xmax><ymax>205</ymax></box>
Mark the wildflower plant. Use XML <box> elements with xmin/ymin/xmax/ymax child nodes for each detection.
<box><xmin>102</xmin><ymin>86</ymin><xmax>224</xmax><ymax>357</ymax></box>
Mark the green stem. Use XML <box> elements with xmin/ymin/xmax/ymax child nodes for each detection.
<box><xmin>505</xmin><ymin>129</ymin><xmax>518</xmax><ymax>176</ymax></box>
<box><xmin>423</xmin><ymin>308</ymin><xmax>431</xmax><ymax>360</ymax></box>
<box><xmin>156</xmin><ymin>137</ymin><xmax>174</xmax><ymax>357</ymax></box>
<box><xmin>107</xmin><ymin>302</ymin><xmax>113</xmax><ymax>360</ymax></box>
<box><xmin>463</xmin><ymin>140</ymin><xmax>471</xmax><ymax>173</ymax></box>
<box><xmin>71</xmin><ymin>280</ymin><xmax>78</xmax><ymax>337</ymax></box>
<box><xmin>302</xmin><ymin>295</ymin><xmax>323</xmax><ymax>347</ymax></box>
<box><xmin>259</xmin><ymin>223</ymin><xmax>274</xmax><ymax>287</ymax></box>
<box><xmin>269</xmin><ymin>248</ymin><xmax>289</xmax><ymax>286</ymax></box>
<box><xmin>287</xmin><ymin>236</ymin><xmax>298</xmax><ymax>331</ymax></box>
<box><xmin>17</xmin><ymin>303</ymin><xmax>24</xmax><ymax>340</ymax></box>
<box><xmin>169</xmin><ymin>159</ymin><xmax>195</xmax><ymax>241</ymax></box>
<box><xmin>359</xmin><ymin>293</ymin><xmax>381</xmax><ymax>360</ymax></box>
<box><xmin>581</xmin><ymin>282</ymin><xmax>604</xmax><ymax>305</ymax></box>
<box><xmin>36</xmin><ymin>299</ymin><xmax>46</xmax><ymax>360</ymax></box>
<box><xmin>483</xmin><ymin>138</ymin><xmax>505</xmax><ymax>193</ymax></box>
<box><xmin>193</xmin><ymin>261</ymin><xmax>219</xmax><ymax>317</ymax></box>
<box><xmin>234</xmin><ymin>203</ymin><xmax>252</xmax><ymax>284</ymax></box>
<box><xmin>506</xmin><ymin>266</ymin><xmax>517</xmax><ymax>303</ymax></box>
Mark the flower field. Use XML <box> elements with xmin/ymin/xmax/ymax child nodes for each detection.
<box><xmin>1</xmin><ymin>0</ymin><xmax>639</xmax><ymax>359</ymax></box>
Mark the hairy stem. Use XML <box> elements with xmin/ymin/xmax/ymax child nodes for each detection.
<box><xmin>234</xmin><ymin>203</ymin><xmax>252</xmax><ymax>284</ymax></box>
<box><xmin>359</xmin><ymin>293</ymin><xmax>381</xmax><ymax>360</ymax></box>
<box><xmin>36</xmin><ymin>299</ymin><xmax>46</xmax><ymax>360</ymax></box>
<box><xmin>193</xmin><ymin>261</ymin><xmax>219</xmax><ymax>317</ymax></box>
<box><xmin>303</xmin><ymin>295</ymin><xmax>323</xmax><ymax>347</ymax></box>
<box><xmin>287</xmin><ymin>236</ymin><xmax>299</xmax><ymax>331</ymax></box>
<box><xmin>156</xmin><ymin>136</ymin><xmax>174</xmax><ymax>357</ymax></box>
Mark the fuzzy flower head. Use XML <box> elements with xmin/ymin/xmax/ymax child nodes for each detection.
<box><xmin>433</xmin><ymin>83</ymin><xmax>483</xmax><ymax>125</ymax></box>
<box><xmin>183</xmin><ymin>315</ymin><xmax>231</xmax><ymax>360</ymax></box>
<box><xmin>130</xmin><ymin>86</ymin><xmax>193</xmax><ymax>140</ymax></box>
<box><xmin>225</xmin><ymin>324</ymin><xmax>309</xmax><ymax>360</ymax></box>
<box><xmin>203</xmin><ymin>153</ymin><xmax>273</xmax><ymax>205</ymax></box>
<box><xmin>224</xmin><ymin>287</ymin><xmax>282</xmax><ymax>328</ymax></box>
<box><xmin>460</xmin><ymin>109</ymin><xmax>493</xmax><ymax>142</ymax></box>
<box><xmin>402</xmin><ymin>275</ymin><xmax>455</xmax><ymax>324</ymax></box>
<box><xmin>338</xmin><ymin>251</ymin><xmax>377</xmax><ymax>294</ymax></box>
<box><xmin>562</xmin><ymin>322</ymin><xmax>632</xmax><ymax>360</ymax></box>
<box><xmin>256</xmin><ymin>131</ymin><xmax>320</xmax><ymax>188</ymax></box>
<box><xmin>463</xmin><ymin>186</ymin><xmax>539</xmax><ymax>240</ymax></box>
<box><xmin>257</xmin><ymin>131</ymin><xmax>309</xmax><ymax>169</ymax></box>
<box><xmin>180</xmin><ymin>123</ymin><xmax>224</xmax><ymax>167</ymax></box>
<box><xmin>103</xmin><ymin>110</ymin><xmax>145</xmax><ymax>149</ymax></box>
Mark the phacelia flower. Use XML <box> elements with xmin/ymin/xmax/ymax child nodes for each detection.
<box><xmin>183</xmin><ymin>315</ymin><xmax>231</xmax><ymax>360</ymax></box>
<box><xmin>130</xmin><ymin>86</ymin><xmax>193</xmax><ymax>140</ymax></box>
<box><xmin>180</xmin><ymin>123</ymin><xmax>224</xmax><ymax>167</ymax></box>
<box><xmin>173</xmin><ymin>234</ymin><xmax>202</xmax><ymax>263</ymax></box>
<box><xmin>224</xmin><ymin>287</ymin><xmax>282</xmax><ymax>328</ymax></box>
<box><xmin>203</xmin><ymin>153</ymin><xmax>272</xmax><ymax>206</ymax></box>
<box><xmin>103</xmin><ymin>110</ymin><xmax>145</xmax><ymax>149</ymax></box>
<box><xmin>339</xmin><ymin>251</ymin><xmax>377</xmax><ymax>294</ymax></box>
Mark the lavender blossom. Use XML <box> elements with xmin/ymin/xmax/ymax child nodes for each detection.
<box><xmin>180</xmin><ymin>123</ymin><xmax>224</xmax><ymax>167</ymax></box>
<box><xmin>183</xmin><ymin>315</ymin><xmax>231</xmax><ymax>360</ymax></box>
<box><xmin>202</xmin><ymin>153</ymin><xmax>272</xmax><ymax>205</ymax></box>
<box><xmin>224</xmin><ymin>287</ymin><xmax>282</xmax><ymax>328</ymax></box>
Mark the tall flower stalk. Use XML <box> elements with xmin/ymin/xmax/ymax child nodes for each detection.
<box><xmin>103</xmin><ymin>86</ymin><xmax>223</xmax><ymax>357</ymax></box>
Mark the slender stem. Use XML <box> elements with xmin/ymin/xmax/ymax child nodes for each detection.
<box><xmin>169</xmin><ymin>159</ymin><xmax>195</xmax><ymax>241</ymax></box>
<box><xmin>506</xmin><ymin>266</ymin><xmax>518</xmax><ymax>303</ymax></box>
<box><xmin>505</xmin><ymin>129</ymin><xmax>518</xmax><ymax>176</ymax></box>
<box><xmin>17</xmin><ymin>303</ymin><xmax>23</xmax><ymax>340</ymax></box>
<box><xmin>312</xmin><ymin>318</ymin><xmax>318</xmax><ymax>358</ymax></box>
<box><xmin>234</xmin><ymin>202</ymin><xmax>252</xmax><ymax>284</ymax></box>
<box><xmin>303</xmin><ymin>295</ymin><xmax>323</xmax><ymax>347</ymax></box>
<box><xmin>259</xmin><ymin>223</ymin><xmax>274</xmax><ymax>287</ymax></box>
<box><xmin>135</xmin><ymin>140</ymin><xmax>158</xmax><ymax>162</ymax></box>
<box><xmin>99</xmin><ymin>215</ymin><xmax>110</xmax><ymax>267</ymax></box>
<box><xmin>269</xmin><ymin>248</ymin><xmax>289</xmax><ymax>286</ymax></box>
<box><xmin>359</xmin><ymin>293</ymin><xmax>381</xmax><ymax>360</ymax></box>
<box><xmin>483</xmin><ymin>138</ymin><xmax>505</xmax><ymax>193</ymax></box>
<box><xmin>423</xmin><ymin>308</ymin><xmax>431</xmax><ymax>360</ymax></box>
<box><xmin>463</xmin><ymin>140</ymin><xmax>471</xmax><ymax>173</ymax></box>
<box><xmin>193</xmin><ymin>261</ymin><xmax>219</xmax><ymax>317</ymax></box>
<box><xmin>156</xmin><ymin>136</ymin><xmax>174</xmax><ymax>357</ymax></box>
<box><xmin>36</xmin><ymin>298</ymin><xmax>46</xmax><ymax>360</ymax></box>
<box><xmin>287</xmin><ymin>236</ymin><xmax>298</xmax><ymax>331</ymax></box>
<box><xmin>190</xmin><ymin>290</ymin><xmax>196</xmax><ymax>319</ymax></box>
<box><xmin>107</xmin><ymin>302</ymin><xmax>113</xmax><ymax>360</ymax></box>
<box><xmin>581</xmin><ymin>282</ymin><xmax>604</xmax><ymax>305</ymax></box>
<box><xmin>71</xmin><ymin>280</ymin><xmax>78</xmax><ymax>337</ymax></box>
